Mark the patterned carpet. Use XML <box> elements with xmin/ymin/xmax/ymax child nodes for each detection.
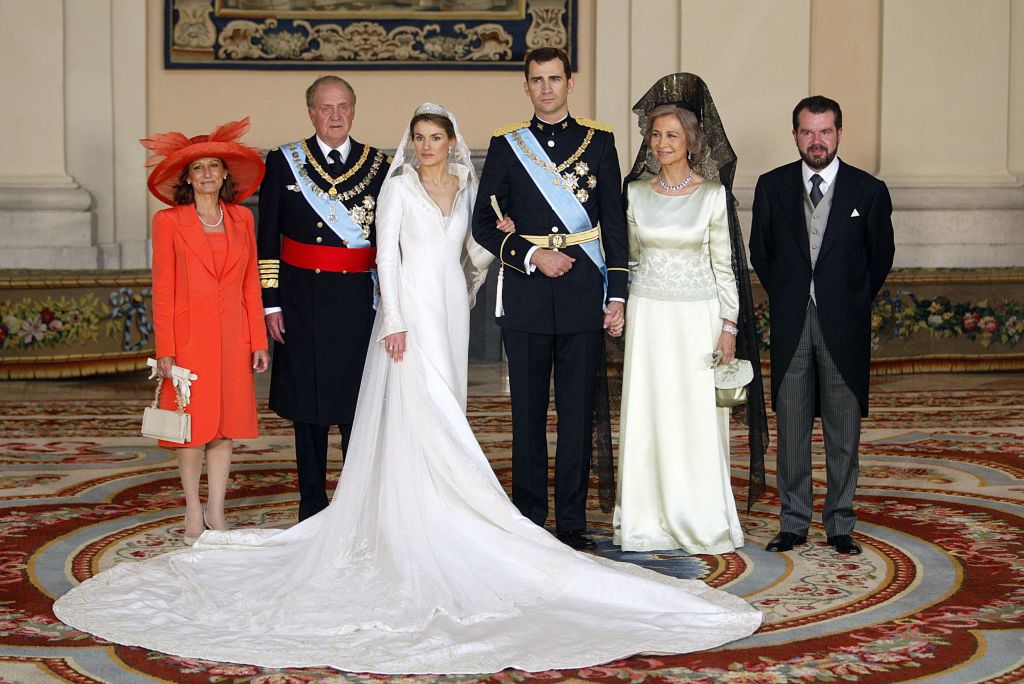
<box><xmin>1</xmin><ymin>387</ymin><xmax>1023</xmax><ymax>683</ymax></box>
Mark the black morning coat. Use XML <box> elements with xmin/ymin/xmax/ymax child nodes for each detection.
<box><xmin>472</xmin><ymin>115</ymin><xmax>629</xmax><ymax>335</ymax></box>
<box><xmin>749</xmin><ymin>160</ymin><xmax>895</xmax><ymax>416</ymax></box>
<box><xmin>257</xmin><ymin>136</ymin><xmax>390</xmax><ymax>426</ymax></box>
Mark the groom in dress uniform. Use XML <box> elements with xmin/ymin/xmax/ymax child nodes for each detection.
<box><xmin>258</xmin><ymin>76</ymin><xmax>390</xmax><ymax>521</ymax></box>
<box><xmin>472</xmin><ymin>48</ymin><xmax>628</xmax><ymax>550</ymax></box>
<box><xmin>749</xmin><ymin>96</ymin><xmax>894</xmax><ymax>555</ymax></box>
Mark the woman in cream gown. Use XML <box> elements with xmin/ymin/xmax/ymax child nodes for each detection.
<box><xmin>614</xmin><ymin>75</ymin><xmax>769</xmax><ymax>555</ymax></box>
<box><xmin>53</xmin><ymin>104</ymin><xmax>761</xmax><ymax>675</ymax></box>
<box><xmin>613</xmin><ymin>163</ymin><xmax>743</xmax><ymax>554</ymax></box>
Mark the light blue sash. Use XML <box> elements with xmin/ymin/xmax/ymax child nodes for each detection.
<box><xmin>504</xmin><ymin>128</ymin><xmax>607</xmax><ymax>297</ymax></box>
<box><xmin>281</xmin><ymin>142</ymin><xmax>371</xmax><ymax>249</ymax></box>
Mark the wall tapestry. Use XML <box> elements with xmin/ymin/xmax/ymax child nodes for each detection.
<box><xmin>165</xmin><ymin>0</ymin><xmax>576</xmax><ymax>70</ymax></box>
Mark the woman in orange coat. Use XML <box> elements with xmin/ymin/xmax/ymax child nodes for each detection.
<box><xmin>143</xmin><ymin>118</ymin><xmax>269</xmax><ymax>544</ymax></box>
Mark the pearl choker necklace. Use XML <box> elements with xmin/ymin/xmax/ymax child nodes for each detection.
<box><xmin>657</xmin><ymin>169</ymin><xmax>693</xmax><ymax>192</ymax></box>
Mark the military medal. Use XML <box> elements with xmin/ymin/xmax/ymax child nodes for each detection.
<box><xmin>287</xmin><ymin>142</ymin><xmax>385</xmax><ymax>235</ymax></box>
<box><xmin>511</xmin><ymin>129</ymin><xmax>598</xmax><ymax>203</ymax></box>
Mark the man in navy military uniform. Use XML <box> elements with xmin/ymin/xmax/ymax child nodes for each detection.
<box><xmin>258</xmin><ymin>75</ymin><xmax>390</xmax><ymax>521</ymax></box>
<box><xmin>472</xmin><ymin>48</ymin><xmax>628</xmax><ymax>550</ymax></box>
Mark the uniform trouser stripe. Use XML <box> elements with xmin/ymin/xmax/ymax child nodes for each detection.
<box><xmin>776</xmin><ymin>301</ymin><xmax>861</xmax><ymax>536</ymax></box>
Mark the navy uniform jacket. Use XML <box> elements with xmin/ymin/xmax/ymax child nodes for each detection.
<box><xmin>472</xmin><ymin>115</ymin><xmax>628</xmax><ymax>335</ymax></box>
<box><xmin>257</xmin><ymin>135</ymin><xmax>390</xmax><ymax>425</ymax></box>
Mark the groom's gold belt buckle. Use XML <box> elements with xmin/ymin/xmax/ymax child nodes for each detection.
<box><xmin>522</xmin><ymin>226</ymin><xmax>600</xmax><ymax>251</ymax></box>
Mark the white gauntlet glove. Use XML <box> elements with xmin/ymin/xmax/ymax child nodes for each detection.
<box><xmin>146</xmin><ymin>358</ymin><xmax>199</xmax><ymax>407</ymax></box>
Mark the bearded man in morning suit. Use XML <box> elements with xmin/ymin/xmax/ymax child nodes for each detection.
<box><xmin>472</xmin><ymin>47</ymin><xmax>628</xmax><ymax>550</ymax></box>
<box><xmin>749</xmin><ymin>96</ymin><xmax>894</xmax><ymax>555</ymax></box>
<box><xmin>258</xmin><ymin>76</ymin><xmax>390</xmax><ymax>521</ymax></box>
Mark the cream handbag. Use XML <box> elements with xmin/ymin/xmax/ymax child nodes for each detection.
<box><xmin>711</xmin><ymin>352</ymin><xmax>754</xmax><ymax>408</ymax></box>
<box><xmin>141</xmin><ymin>361</ymin><xmax>194</xmax><ymax>443</ymax></box>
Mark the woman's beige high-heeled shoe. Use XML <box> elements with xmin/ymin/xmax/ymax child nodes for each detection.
<box><xmin>203</xmin><ymin>506</ymin><xmax>229</xmax><ymax>532</ymax></box>
<box><xmin>182</xmin><ymin>510</ymin><xmax>204</xmax><ymax>546</ymax></box>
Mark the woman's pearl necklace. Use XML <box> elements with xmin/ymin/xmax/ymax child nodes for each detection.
<box><xmin>197</xmin><ymin>204</ymin><xmax>224</xmax><ymax>228</ymax></box>
<box><xmin>657</xmin><ymin>169</ymin><xmax>694</xmax><ymax>192</ymax></box>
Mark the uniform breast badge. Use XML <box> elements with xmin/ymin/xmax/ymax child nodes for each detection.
<box><xmin>558</xmin><ymin>161</ymin><xmax>597</xmax><ymax>203</ymax></box>
<box><xmin>347</xmin><ymin>196</ymin><xmax>376</xmax><ymax>239</ymax></box>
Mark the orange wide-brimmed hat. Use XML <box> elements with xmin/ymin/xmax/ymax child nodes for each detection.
<box><xmin>140</xmin><ymin>117</ymin><xmax>265</xmax><ymax>206</ymax></box>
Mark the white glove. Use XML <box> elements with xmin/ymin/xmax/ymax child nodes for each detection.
<box><xmin>146</xmin><ymin>358</ymin><xmax>199</xmax><ymax>407</ymax></box>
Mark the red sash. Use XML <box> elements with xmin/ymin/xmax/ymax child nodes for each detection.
<box><xmin>281</xmin><ymin>237</ymin><xmax>376</xmax><ymax>273</ymax></box>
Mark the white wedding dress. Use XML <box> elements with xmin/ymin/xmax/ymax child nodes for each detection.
<box><xmin>53</xmin><ymin>107</ymin><xmax>761</xmax><ymax>675</ymax></box>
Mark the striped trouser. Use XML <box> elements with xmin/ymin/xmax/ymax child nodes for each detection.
<box><xmin>776</xmin><ymin>301</ymin><xmax>862</xmax><ymax>536</ymax></box>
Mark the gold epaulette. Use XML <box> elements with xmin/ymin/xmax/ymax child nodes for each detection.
<box><xmin>575</xmin><ymin>117</ymin><xmax>613</xmax><ymax>132</ymax></box>
<box><xmin>492</xmin><ymin>120</ymin><xmax>530</xmax><ymax>137</ymax></box>
<box><xmin>258</xmin><ymin>259</ymin><xmax>280</xmax><ymax>289</ymax></box>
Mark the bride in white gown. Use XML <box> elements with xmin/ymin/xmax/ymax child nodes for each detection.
<box><xmin>53</xmin><ymin>103</ymin><xmax>761</xmax><ymax>675</ymax></box>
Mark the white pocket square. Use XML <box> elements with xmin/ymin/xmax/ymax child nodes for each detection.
<box><xmin>851</xmin><ymin>208</ymin><xmax>861</xmax><ymax>217</ymax></box>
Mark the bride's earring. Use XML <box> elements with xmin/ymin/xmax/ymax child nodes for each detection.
<box><xmin>447</xmin><ymin>147</ymin><xmax>453</xmax><ymax>157</ymax></box>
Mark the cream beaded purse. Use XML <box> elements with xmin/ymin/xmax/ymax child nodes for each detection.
<box><xmin>140</xmin><ymin>360</ymin><xmax>195</xmax><ymax>443</ymax></box>
<box><xmin>711</xmin><ymin>352</ymin><xmax>754</xmax><ymax>408</ymax></box>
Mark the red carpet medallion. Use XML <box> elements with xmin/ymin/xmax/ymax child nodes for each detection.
<box><xmin>1</xmin><ymin>388</ymin><xmax>1022</xmax><ymax>682</ymax></box>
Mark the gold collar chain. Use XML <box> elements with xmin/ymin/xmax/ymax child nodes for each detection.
<box><xmin>288</xmin><ymin>145</ymin><xmax>385</xmax><ymax>204</ymax></box>
<box><xmin>300</xmin><ymin>139</ymin><xmax>370</xmax><ymax>196</ymax></box>
<box><xmin>510</xmin><ymin>127</ymin><xmax>594</xmax><ymax>174</ymax></box>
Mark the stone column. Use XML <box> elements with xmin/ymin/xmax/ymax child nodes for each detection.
<box><xmin>65</xmin><ymin>0</ymin><xmax>149</xmax><ymax>268</ymax></box>
<box><xmin>0</xmin><ymin>0</ymin><xmax>95</xmax><ymax>268</ymax></box>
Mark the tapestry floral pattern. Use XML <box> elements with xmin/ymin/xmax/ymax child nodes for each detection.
<box><xmin>752</xmin><ymin>291</ymin><xmax>1024</xmax><ymax>352</ymax></box>
<box><xmin>0</xmin><ymin>294</ymin><xmax>105</xmax><ymax>350</ymax></box>
<box><xmin>0</xmin><ymin>289</ymin><xmax>153</xmax><ymax>353</ymax></box>
<box><xmin>166</xmin><ymin>0</ymin><xmax>576</xmax><ymax>70</ymax></box>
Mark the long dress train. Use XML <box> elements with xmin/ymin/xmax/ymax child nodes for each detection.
<box><xmin>53</xmin><ymin>143</ymin><xmax>760</xmax><ymax>677</ymax></box>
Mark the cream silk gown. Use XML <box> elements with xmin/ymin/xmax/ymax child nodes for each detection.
<box><xmin>614</xmin><ymin>180</ymin><xmax>745</xmax><ymax>554</ymax></box>
<box><xmin>53</xmin><ymin>167</ymin><xmax>760</xmax><ymax>674</ymax></box>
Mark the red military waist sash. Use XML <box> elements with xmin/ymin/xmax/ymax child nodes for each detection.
<box><xmin>281</xmin><ymin>237</ymin><xmax>377</xmax><ymax>273</ymax></box>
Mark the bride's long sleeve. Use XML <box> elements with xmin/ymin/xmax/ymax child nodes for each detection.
<box><xmin>375</xmin><ymin>177</ymin><xmax>407</xmax><ymax>341</ymax></box>
<box><xmin>461</xmin><ymin>182</ymin><xmax>493</xmax><ymax>308</ymax></box>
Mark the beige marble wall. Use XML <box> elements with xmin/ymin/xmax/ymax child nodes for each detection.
<box><xmin>1006</xmin><ymin>0</ymin><xmax>1023</xmax><ymax>179</ymax></box>
<box><xmin>879</xmin><ymin>0</ymin><xmax>1016</xmax><ymax>186</ymax></box>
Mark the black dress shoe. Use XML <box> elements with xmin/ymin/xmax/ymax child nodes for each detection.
<box><xmin>556</xmin><ymin>529</ymin><xmax>596</xmax><ymax>550</ymax></box>
<box><xmin>765</xmin><ymin>531</ymin><xmax>808</xmax><ymax>552</ymax></box>
<box><xmin>827</xmin><ymin>535</ymin><xmax>862</xmax><ymax>555</ymax></box>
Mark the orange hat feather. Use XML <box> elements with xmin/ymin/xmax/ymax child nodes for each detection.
<box><xmin>140</xmin><ymin>117</ymin><xmax>264</xmax><ymax>206</ymax></box>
